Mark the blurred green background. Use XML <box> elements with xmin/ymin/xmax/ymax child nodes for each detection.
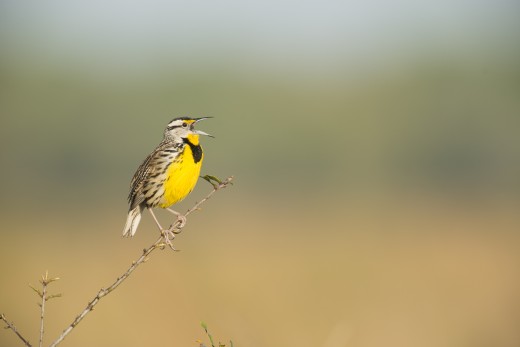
<box><xmin>1</xmin><ymin>1</ymin><xmax>520</xmax><ymax>347</ymax></box>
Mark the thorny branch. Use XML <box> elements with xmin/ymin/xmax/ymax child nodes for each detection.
<box><xmin>31</xmin><ymin>271</ymin><xmax>60</xmax><ymax>347</ymax></box>
<box><xmin>47</xmin><ymin>175</ymin><xmax>233</xmax><ymax>347</ymax></box>
<box><xmin>38</xmin><ymin>278</ymin><xmax>46</xmax><ymax>347</ymax></box>
<box><xmin>2</xmin><ymin>272</ymin><xmax>61</xmax><ymax>347</ymax></box>
<box><xmin>0</xmin><ymin>313</ymin><xmax>32</xmax><ymax>347</ymax></box>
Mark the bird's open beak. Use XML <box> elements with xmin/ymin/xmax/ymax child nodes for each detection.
<box><xmin>192</xmin><ymin>117</ymin><xmax>214</xmax><ymax>137</ymax></box>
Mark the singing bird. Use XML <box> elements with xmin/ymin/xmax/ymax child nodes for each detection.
<box><xmin>123</xmin><ymin>117</ymin><xmax>212</xmax><ymax>237</ymax></box>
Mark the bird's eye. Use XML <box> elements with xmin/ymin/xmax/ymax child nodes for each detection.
<box><xmin>182</xmin><ymin>122</ymin><xmax>188</xmax><ymax>128</ymax></box>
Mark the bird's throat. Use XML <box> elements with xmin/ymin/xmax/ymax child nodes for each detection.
<box><xmin>186</xmin><ymin>133</ymin><xmax>200</xmax><ymax>145</ymax></box>
<box><xmin>183</xmin><ymin>135</ymin><xmax>203</xmax><ymax>163</ymax></box>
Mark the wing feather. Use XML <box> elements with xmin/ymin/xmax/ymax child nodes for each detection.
<box><xmin>128</xmin><ymin>140</ymin><xmax>181</xmax><ymax>210</ymax></box>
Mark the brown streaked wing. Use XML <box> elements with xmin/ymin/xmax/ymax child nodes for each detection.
<box><xmin>128</xmin><ymin>140</ymin><xmax>180</xmax><ymax>210</ymax></box>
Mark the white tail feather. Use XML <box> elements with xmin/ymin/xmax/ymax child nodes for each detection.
<box><xmin>123</xmin><ymin>207</ymin><xmax>142</xmax><ymax>237</ymax></box>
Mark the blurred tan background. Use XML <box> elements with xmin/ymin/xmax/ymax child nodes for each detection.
<box><xmin>1</xmin><ymin>1</ymin><xmax>520</xmax><ymax>347</ymax></box>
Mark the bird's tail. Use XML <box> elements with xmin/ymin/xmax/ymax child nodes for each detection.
<box><xmin>123</xmin><ymin>206</ymin><xmax>142</xmax><ymax>237</ymax></box>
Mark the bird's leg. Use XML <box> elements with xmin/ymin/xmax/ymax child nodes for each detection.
<box><xmin>148</xmin><ymin>208</ymin><xmax>176</xmax><ymax>250</ymax></box>
<box><xmin>148</xmin><ymin>207</ymin><xmax>164</xmax><ymax>230</ymax></box>
<box><xmin>165</xmin><ymin>208</ymin><xmax>187</xmax><ymax>231</ymax></box>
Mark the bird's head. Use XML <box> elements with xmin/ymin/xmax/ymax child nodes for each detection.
<box><xmin>164</xmin><ymin>117</ymin><xmax>213</xmax><ymax>144</ymax></box>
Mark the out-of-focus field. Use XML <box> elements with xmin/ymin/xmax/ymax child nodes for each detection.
<box><xmin>1</xmin><ymin>1</ymin><xmax>520</xmax><ymax>347</ymax></box>
<box><xmin>1</xmin><ymin>195</ymin><xmax>519</xmax><ymax>347</ymax></box>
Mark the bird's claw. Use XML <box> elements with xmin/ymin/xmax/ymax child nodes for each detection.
<box><xmin>169</xmin><ymin>214</ymin><xmax>186</xmax><ymax>232</ymax></box>
<box><xmin>160</xmin><ymin>229</ymin><xmax>179</xmax><ymax>251</ymax></box>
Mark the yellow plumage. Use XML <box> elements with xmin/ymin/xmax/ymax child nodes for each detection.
<box><xmin>160</xmin><ymin>140</ymin><xmax>203</xmax><ymax>208</ymax></box>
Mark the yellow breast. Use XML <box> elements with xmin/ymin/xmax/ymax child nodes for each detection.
<box><xmin>159</xmin><ymin>142</ymin><xmax>203</xmax><ymax>208</ymax></box>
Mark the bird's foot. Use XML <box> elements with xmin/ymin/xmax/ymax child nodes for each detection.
<box><xmin>169</xmin><ymin>214</ymin><xmax>186</xmax><ymax>232</ymax></box>
<box><xmin>165</xmin><ymin>208</ymin><xmax>187</xmax><ymax>230</ymax></box>
<box><xmin>160</xmin><ymin>229</ymin><xmax>178</xmax><ymax>251</ymax></box>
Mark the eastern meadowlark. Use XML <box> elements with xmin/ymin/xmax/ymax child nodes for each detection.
<box><xmin>123</xmin><ymin>116</ymin><xmax>212</xmax><ymax>238</ymax></box>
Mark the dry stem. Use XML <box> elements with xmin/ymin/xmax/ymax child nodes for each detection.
<box><xmin>47</xmin><ymin>175</ymin><xmax>233</xmax><ymax>347</ymax></box>
<box><xmin>38</xmin><ymin>275</ymin><xmax>47</xmax><ymax>347</ymax></box>
<box><xmin>0</xmin><ymin>313</ymin><xmax>32</xmax><ymax>347</ymax></box>
<box><xmin>31</xmin><ymin>271</ymin><xmax>60</xmax><ymax>347</ymax></box>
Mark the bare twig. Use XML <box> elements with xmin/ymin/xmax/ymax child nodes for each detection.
<box><xmin>38</xmin><ymin>274</ymin><xmax>47</xmax><ymax>347</ymax></box>
<box><xmin>186</xmin><ymin>176</ymin><xmax>233</xmax><ymax>219</ymax></box>
<box><xmin>0</xmin><ymin>313</ymin><xmax>32</xmax><ymax>347</ymax></box>
<box><xmin>34</xmin><ymin>271</ymin><xmax>60</xmax><ymax>347</ymax></box>
<box><xmin>48</xmin><ymin>175</ymin><xmax>233</xmax><ymax>347</ymax></box>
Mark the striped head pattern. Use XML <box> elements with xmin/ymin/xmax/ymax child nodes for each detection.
<box><xmin>164</xmin><ymin>116</ymin><xmax>213</xmax><ymax>143</ymax></box>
